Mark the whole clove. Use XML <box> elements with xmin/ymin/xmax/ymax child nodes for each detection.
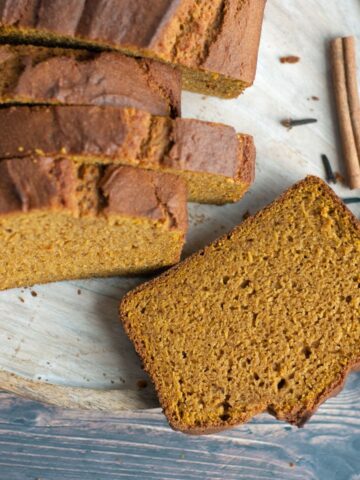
<box><xmin>281</xmin><ymin>118</ymin><xmax>318</xmax><ymax>129</ymax></box>
<box><xmin>342</xmin><ymin>197</ymin><xmax>360</xmax><ymax>204</ymax></box>
<box><xmin>321</xmin><ymin>154</ymin><xmax>337</xmax><ymax>183</ymax></box>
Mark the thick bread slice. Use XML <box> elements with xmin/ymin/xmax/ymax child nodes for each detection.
<box><xmin>0</xmin><ymin>157</ymin><xmax>187</xmax><ymax>290</ymax></box>
<box><xmin>0</xmin><ymin>44</ymin><xmax>181</xmax><ymax>116</ymax></box>
<box><xmin>120</xmin><ymin>176</ymin><xmax>360</xmax><ymax>434</ymax></box>
<box><xmin>0</xmin><ymin>105</ymin><xmax>255</xmax><ymax>205</ymax></box>
<box><xmin>0</xmin><ymin>0</ymin><xmax>266</xmax><ymax>98</ymax></box>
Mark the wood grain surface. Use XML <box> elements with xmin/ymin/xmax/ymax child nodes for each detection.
<box><xmin>0</xmin><ymin>369</ymin><xmax>158</xmax><ymax>411</ymax></box>
<box><xmin>0</xmin><ymin>373</ymin><xmax>358</xmax><ymax>479</ymax></box>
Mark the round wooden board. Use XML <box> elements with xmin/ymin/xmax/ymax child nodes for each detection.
<box><xmin>0</xmin><ymin>0</ymin><xmax>359</xmax><ymax>412</ymax></box>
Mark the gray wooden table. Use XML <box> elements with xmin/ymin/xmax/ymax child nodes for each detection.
<box><xmin>0</xmin><ymin>374</ymin><xmax>359</xmax><ymax>479</ymax></box>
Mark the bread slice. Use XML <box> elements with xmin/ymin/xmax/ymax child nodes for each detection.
<box><xmin>0</xmin><ymin>105</ymin><xmax>255</xmax><ymax>205</ymax></box>
<box><xmin>0</xmin><ymin>157</ymin><xmax>187</xmax><ymax>290</ymax></box>
<box><xmin>0</xmin><ymin>44</ymin><xmax>181</xmax><ymax>116</ymax></box>
<box><xmin>120</xmin><ymin>176</ymin><xmax>360</xmax><ymax>434</ymax></box>
<box><xmin>0</xmin><ymin>0</ymin><xmax>266</xmax><ymax>98</ymax></box>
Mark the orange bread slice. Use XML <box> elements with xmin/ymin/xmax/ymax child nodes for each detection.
<box><xmin>120</xmin><ymin>176</ymin><xmax>360</xmax><ymax>434</ymax></box>
<box><xmin>0</xmin><ymin>105</ymin><xmax>255</xmax><ymax>205</ymax></box>
<box><xmin>0</xmin><ymin>0</ymin><xmax>266</xmax><ymax>98</ymax></box>
<box><xmin>0</xmin><ymin>157</ymin><xmax>187</xmax><ymax>290</ymax></box>
<box><xmin>0</xmin><ymin>44</ymin><xmax>181</xmax><ymax>116</ymax></box>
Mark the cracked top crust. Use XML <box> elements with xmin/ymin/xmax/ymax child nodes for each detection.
<box><xmin>166</xmin><ymin>119</ymin><xmax>240</xmax><ymax>178</ymax></box>
<box><xmin>100</xmin><ymin>165</ymin><xmax>188</xmax><ymax>231</ymax></box>
<box><xmin>0</xmin><ymin>157</ymin><xmax>188</xmax><ymax>232</ymax></box>
<box><xmin>0</xmin><ymin>45</ymin><xmax>181</xmax><ymax>116</ymax></box>
<box><xmin>0</xmin><ymin>105</ymin><xmax>152</xmax><ymax>160</ymax></box>
<box><xmin>0</xmin><ymin>156</ymin><xmax>76</xmax><ymax>213</ymax></box>
<box><xmin>0</xmin><ymin>0</ymin><xmax>266</xmax><ymax>85</ymax></box>
<box><xmin>0</xmin><ymin>105</ymin><xmax>253</xmax><ymax>185</ymax></box>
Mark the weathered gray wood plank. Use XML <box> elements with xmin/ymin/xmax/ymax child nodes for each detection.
<box><xmin>0</xmin><ymin>373</ymin><xmax>358</xmax><ymax>479</ymax></box>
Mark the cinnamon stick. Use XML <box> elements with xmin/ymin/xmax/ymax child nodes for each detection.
<box><xmin>344</xmin><ymin>37</ymin><xmax>360</xmax><ymax>164</ymax></box>
<box><xmin>330</xmin><ymin>37</ymin><xmax>360</xmax><ymax>189</ymax></box>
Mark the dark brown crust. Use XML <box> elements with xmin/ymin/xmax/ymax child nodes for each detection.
<box><xmin>119</xmin><ymin>175</ymin><xmax>360</xmax><ymax>434</ymax></box>
<box><xmin>100</xmin><ymin>165</ymin><xmax>188</xmax><ymax>232</ymax></box>
<box><xmin>0</xmin><ymin>45</ymin><xmax>181</xmax><ymax>116</ymax></box>
<box><xmin>0</xmin><ymin>156</ymin><xmax>76</xmax><ymax>214</ymax></box>
<box><xmin>0</xmin><ymin>0</ymin><xmax>266</xmax><ymax>95</ymax></box>
<box><xmin>166</xmin><ymin>119</ymin><xmax>243</xmax><ymax>178</ymax></box>
<box><xmin>236</xmin><ymin>133</ymin><xmax>255</xmax><ymax>185</ymax></box>
<box><xmin>0</xmin><ymin>105</ymin><xmax>151</xmax><ymax>160</ymax></box>
<box><xmin>202</xmin><ymin>0</ymin><xmax>267</xmax><ymax>84</ymax></box>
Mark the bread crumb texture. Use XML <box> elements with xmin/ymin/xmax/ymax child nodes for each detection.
<box><xmin>120</xmin><ymin>176</ymin><xmax>360</xmax><ymax>433</ymax></box>
<box><xmin>0</xmin><ymin>158</ymin><xmax>187</xmax><ymax>290</ymax></box>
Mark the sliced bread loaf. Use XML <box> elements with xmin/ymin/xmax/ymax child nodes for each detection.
<box><xmin>0</xmin><ymin>105</ymin><xmax>255</xmax><ymax>205</ymax></box>
<box><xmin>0</xmin><ymin>44</ymin><xmax>181</xmax><ymax>116</ymax></box>
<box><xmin>120</xmin><ymin>176</ymin><xmax>360</xmax><ymax>434</ymax></box>
<box><xmin>0</xmin><ymin>157</ymin><xmax>187</xmax><ymax>290</ymax></box>
<box><xmin>0</xmin><ymin>0</ymin><xmax>266</xmax><ymax>98</ymax></box>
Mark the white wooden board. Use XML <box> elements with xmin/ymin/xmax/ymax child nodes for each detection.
<box><xmin>0</xmin><ymin>0</ymin><xmax>359</xmax><ymax>411</ymax></box>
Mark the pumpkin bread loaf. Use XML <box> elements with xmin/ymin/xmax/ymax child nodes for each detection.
<box><xmin>0</xmin><ymin>0</ymin><xmax>266</xmax><ymax>98</ymax></box>
<box><xmin>120</xmin><ymin>176</ymin><xmax>360</xmax><ymax>434</ymax></box>
<box><xmin>0</xmin><ymin>105</ymin><xmax>255</xmax><ymax>205</ymax></box>
<box><xmin>0</xmin><ymin>44</ymin><xmax>181</xmax><ymax>116</ymax></box>
<box><xmin>0</xmin><ymin>157</ymin><xmax>188</xmax><ymax>291</ymax></box>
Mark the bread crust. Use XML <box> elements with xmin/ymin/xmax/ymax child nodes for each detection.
<box><xmin>0</xmin><ymin>157</ymin><xmax>188</xmax><ymax>233</ymax></box>
<box><xmin>0</xmin><ymin>106</ymin><xmax>255</xmax><ymax>204</ymax></box>
<box><xmin>0</xmin><ymin>45</ymin><xmax>181</xmax><ymax>116</ymax></box>
<box><xmin>236</xmin><ymin>133</ymin><xmax>256</xmax><ymax>185</ymax></box>
<box><xmin>120</xmin><ymin>176</ymin><xmax>360</xmax><ymax>434</ymax></box>
<box><xmin>0</xmin><ymin>0</ymin><xmax>267</xmax><ymax>97</ymax></box>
